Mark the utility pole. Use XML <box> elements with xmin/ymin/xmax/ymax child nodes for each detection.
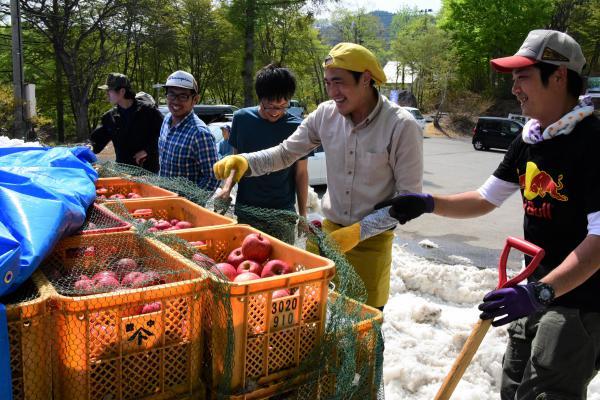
<box><xmin>10</xmin><ymin>0</ymin><xmax>26</xmax><ymax>140</ymax></box>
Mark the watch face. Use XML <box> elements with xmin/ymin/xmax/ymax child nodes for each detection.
<box><xmin>539</xmin><ymin>288</ymin><xmax>552</xmax><ymax>301</ymax></box>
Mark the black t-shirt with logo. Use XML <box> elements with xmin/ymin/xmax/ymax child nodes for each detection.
<box><xmin>493</xmin><ymin>115</ymin><xmax>600</xmax><ymax>311</ymax></box>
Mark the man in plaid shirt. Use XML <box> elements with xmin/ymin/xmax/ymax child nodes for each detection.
<box><xmin>158</xmin><ymin>70</ymin><xmax>219</xmax><ymax>191</ymax></box>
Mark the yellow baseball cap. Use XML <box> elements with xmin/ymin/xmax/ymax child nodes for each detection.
<box><xmin>323</xmin><ymin>43</ymin><xmax>387</xmax><ymax>85</ymax></box>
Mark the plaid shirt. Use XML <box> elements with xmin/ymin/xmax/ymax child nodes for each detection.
<box><xmin>158</xmin><ymin>111</ymin><xmax>219</xmax><ymax>191</ymax></box>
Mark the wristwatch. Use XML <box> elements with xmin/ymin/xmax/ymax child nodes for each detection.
<box><xmin>532</xmin><ymin>282</ymin><xmax>555</xmax><ymax>306</ymax></box>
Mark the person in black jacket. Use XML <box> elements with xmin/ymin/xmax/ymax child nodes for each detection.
<box><xmin>91</xmin><ymin>73</ymin><xmax>163</xmax><ymax>173</ymax></box>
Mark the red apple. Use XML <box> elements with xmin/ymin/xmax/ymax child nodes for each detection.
<box><xmin>140</xmin><ymin>301</ymin><xmax>162</xmax><ymax>314</ymax></box>
<box><xmin>226</xmin><ymin>247</ymin><xmax>245</xmax><ymax>267</ymax></box>
<box><xmin>74</xmin><ymin>278</ymin><xmax>95</xmax><ymax>293</ymax></box>
<box><xmin>113</xmin><ymin>258</ymin><xmax>138</xmax><ymax>277</ymax></box>
<box><xmin>131</xmin><ymin>271</ymin><xmax>165</xmax><ymax>288</ymax></box>
<box><xmin>237</xmin><ymin>260</ymin><xmax>262</xmax><ymax>276</ymax></box>
<box><xmin>155</xmin><ymin>221</ymin><xmax>172</xmax><ymax>230</ymax></box>
<box><xmin>148</xmin><ymin>227</ymin><xmax>159</xmax><ymax>233</ymax></box>
<box><xmin>92</xmin><ymin>270</ymin><xmax>118</xmax><ymax>282</ymax></box>
<box><xmin>175</xmin><ymin>221</ymin><xmax>193</xmax><ymax>229</ymax></box>
<box><xmin>261</xmin><ymin>259</ymin><xmax>292</xmax><ymax>278</ymax></box>
<box><xmin>121</xmin><ymin>271</ymin><xmax>145</xmax><ymax>287</ymax></box>
<box><xmin>97</xmin><ymin>194</ymin><xmax>107</xmax><ymax>200</ymax></box>
<box><xmin>170</xmin><ymin>218</ymin><xmax>180</xmax><ymax>226</ymax></box>
<box><xmin>272</xmin><ymin>289</ymin><xmax>290</xmax><ymax>299</ymax></box>
<box><xmin>94</xmin><ymin>275</ymin><xmax>121</xmax><ymax>292</ymax></box>
<box><xmin>210</xmin><ymin>263</ymin><xmax>238</xmax><ymax>281</ymax></box>
<box><xmin>234</xmin><ymin>272</ymin><xmax>261</xmax><ymax>282</ymax></box>
<box><xmin>241</xmin><ymin>233</ymin><xmax>272</xmax><ymax>263</ymax></box>
<box><xmin>109</xmin><ymin>193</ymin><xmax>126</xmax><ymax>199</ymax></box>
<box><xmin>127</xmin><ymin>192</ymin><xmax>141</xmax><ymax>199</ymax></box>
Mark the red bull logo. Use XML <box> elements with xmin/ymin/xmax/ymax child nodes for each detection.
<box><xmin>518</xmin><ymin>162</ymin><xmax>568</xmax><ymax>202</ymax></box>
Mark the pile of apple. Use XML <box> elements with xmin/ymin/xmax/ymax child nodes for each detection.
<box><xmin>73</xmin><ymin>258</ymin><xmax>165</xmax><ymax>294</ymax></box>
<box><xmin>96</xmin><ymin>186</ymin><xmax>142</xmax><ymax>201</ymax></box>
<box><xmin>132</xmin><ymin>208</ymin><xmax>194</xmax><ymax>232</ymax></box>
<box><xmin>210</xmin><ymin>233</ymin><xmax>293</xmax><ymax>288</ymax></box>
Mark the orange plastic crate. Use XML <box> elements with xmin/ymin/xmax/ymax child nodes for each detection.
<box><xmin>205</xmin><ymin>293</ymin><xmax>383</xmax><ymax>400</ymax></box>
<box><xmin>101</xmin><ymin>197</ymin><xmax>235</xmax><ymax>232</ymax></box>
<box><xmin>155</xmin><ymin>225</ymin><xmax>336</xmax><ymax>395</ymax></box>
<box><xmin>4</xmin><ymin>271</ymin><xmax>53</xmax><ymax>400</ymax></box>
<box><xmin>95</xmin><ymin>177</ymin><xmax>178</xmax><ymax>201</ymax></box>
<box><xmin>76</xmin><ymin>203</ymin><xmax>132</xmax><ymax>235</ymax></box>
<box><xmin>41</xmin><ymin>232</ymin><xmax>206</xmax><ymax>400</ymax></box>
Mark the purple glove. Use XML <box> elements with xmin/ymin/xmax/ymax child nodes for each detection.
<box><xmin>478</xmin><ymin>282</ymin><xmax>545</xmax><ymax>327</ymax></box>
<box><xmin>374</xmin><ymin>193</ymin><xmax>434</xmax><ymax>224</ymax></box>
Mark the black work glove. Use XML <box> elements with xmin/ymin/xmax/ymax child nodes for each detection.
<box><xmin>374</xmin><ymin>193</ymin><xmax>434</xmax><ymax>224</ymax></box>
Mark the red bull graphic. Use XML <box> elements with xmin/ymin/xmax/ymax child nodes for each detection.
<box><xmin>518</xmin><ymin>161</ymin><xmax>568</xmax><ymax>202</ymax></box>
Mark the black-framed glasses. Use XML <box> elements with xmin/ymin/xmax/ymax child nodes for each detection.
<box><xmin>261</xmin><ymin>101</ymin><xmax>290</xmax><ymax>112</ymax></box>
<box><xmin>166</xmin><ymin>92</ymin><xmax>193</xmax><ymax>102</ymax></box>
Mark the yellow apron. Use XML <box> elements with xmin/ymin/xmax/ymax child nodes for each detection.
<box><xmin>322</xmin><ymin>219</ymin><xmax>394</xmax><ymax>308</ymax></box>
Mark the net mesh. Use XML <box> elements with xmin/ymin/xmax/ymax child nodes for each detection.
<box><xmin>3</xmin><ymin>160</ymin><xmax>385</xmax><ymax>400</ymax></box>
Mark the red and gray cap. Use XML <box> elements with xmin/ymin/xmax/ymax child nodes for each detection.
<box><xmin>162</xmin><ymin>70</ymin><xmax>198</xmax><ymax>93</ymax></box>
<box><xmin>491</xmin><ymin>30</ymin><xmax>586</xmax><ymax>75</ymax></box>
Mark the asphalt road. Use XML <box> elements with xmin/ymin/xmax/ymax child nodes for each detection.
<box><xmin>393</xmin><ymin>135</ymin><xmax>524</xmax><ymax>269</ymax></box>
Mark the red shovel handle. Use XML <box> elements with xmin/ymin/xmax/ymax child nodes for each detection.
<box><xmin>497</xmin><ymin>237</ymin><xmax>545</xmax><ymax>289</ymax></box>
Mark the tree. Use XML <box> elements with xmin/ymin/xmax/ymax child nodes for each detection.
<box><xmin>440</xmin><ymin>0</ymin><xmax>554</xmax><ymax>93</ymax></box>
<box><xmin>20</xmin><ymin>0</ymin><xmax>125</xmax><ymax>140</ymax></box>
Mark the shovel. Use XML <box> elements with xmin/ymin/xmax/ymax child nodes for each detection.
<box><xmin>434</xmin><ymin>236</ymin><xmax>545</xmax><ymax>400</ymax></box>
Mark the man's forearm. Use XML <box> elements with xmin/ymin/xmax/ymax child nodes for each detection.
<box><xmin>243</xmin><ymin>145</ymin><xmax>302</xmax><ymax>177</ymax></box>
<box><xmin>541</xmin><ymin>234</ymin><xmax>600</xmax><ymax>298</ymax></box>
<box><xmin>296</xmin><ymin>176</ymin><xmax>308</xmax><ymax>217</ymax></box>
<box><xmin>433</xmin><ymin>191</ymin><xmax>497</xmax><ymax>218</ymax></box>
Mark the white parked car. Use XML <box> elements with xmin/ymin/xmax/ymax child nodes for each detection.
<box><xmin>402</xmin><ymin>107</ymin><xmax>427</xmax><ymax>131</ymax></box>
<box><xmin>307</xmin><ymin>145</ymin><xmax>327</xmax><ymax>186</ymax></box>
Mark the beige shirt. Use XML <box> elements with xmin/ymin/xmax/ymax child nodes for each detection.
<box><xmin>244</xmin><ymin>94</ymin><xmax>423</xmax><ymax>226</ymax></box>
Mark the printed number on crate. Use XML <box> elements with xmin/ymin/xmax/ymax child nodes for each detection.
<box><xmin>271</xmin><ymin>293</ymin><xmax>299</xmax><ymax>330</ymax></box>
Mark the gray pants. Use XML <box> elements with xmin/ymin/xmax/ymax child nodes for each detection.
<box><xmin>501</xmin><ymin>307</ymin><xmax>600</xmax><ymax>400</ymax></box>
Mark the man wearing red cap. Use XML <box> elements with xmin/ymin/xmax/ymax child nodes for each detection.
<box><xmin>378</xmin><ymin>30</ymin><xmax>600</xmax><ymax>398</ymax></box>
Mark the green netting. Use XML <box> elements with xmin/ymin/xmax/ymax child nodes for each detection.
<box><xmin>6</xmin><ymin>160</ymin><xmax>384</xmax><ymax>400</ymax></box>
<box><xmin>96</xmin><ymin>161</ymin><xmax>384</xmax><ymax>400</ymax></box>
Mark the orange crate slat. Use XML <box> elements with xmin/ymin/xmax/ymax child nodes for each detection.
<box><xmin>95</xmin><ymin>177</ymin><xmax>178</xmax><ymax>202</ymax></box>
<box><xmin>154</xmin><ymin>225</ymin><xmax>336</xmax><ymax>394</ymax></box>
<box><xmin>4</xmin><ymin>271</ymin><xmax>53</xmax><ymax>400</ymax></box>
<box><xmin>76</xmin><ymin>203</ymin><xmax>132</xmax><ymax>235</ymax></box>
<box><xmin>101</xmin><ymin>197</ymin><xmax>235</xmax><ymax>232</ymax></box>
<box><xmin>41</xmin><ymin>232</ymin><xmax>207</xmax><ymax>400</ymax></box>
<box><xmin>204</xmin><ymin>293</ymin><xmax>383</xmax><ymax>400</ymax></box>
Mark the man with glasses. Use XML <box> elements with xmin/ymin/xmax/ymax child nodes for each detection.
<box><xmin>91</xmin><ymin>73</ymin><xmax>162</xmax><ymax>172</ymax></box>
<box><xmin>217</xmin><ymin>64</ymin><xmax>308</xmax><ymax>244</ymax></box>
<box><xmin>158</xmin><ymin>70</ymin><xmax>219</xmax><ymax>191</ymax></box>
<box><xmin>214</xmin><ymin>44</ymin><xmax>423</xmax><ymax>309</ymax></box>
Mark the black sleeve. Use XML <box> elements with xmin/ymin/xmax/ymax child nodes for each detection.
<box><xmin>89</xmin><ymin>116</ymin><xmax>112</xmax><ymax>154</ymax></box>
<box><xmin>583</xmin><ymin>124</ymin><xmax>600</xmax><ymax>215</ymax></box>
<box><xmin>493</xmin><ymin>135</ymin><xmax>523</xmax><ymax>184</ymax></box>
<box><xmin>229</xmin><ymin>114</ymin><xmax>239</xmax><ymax>150</ymax></box>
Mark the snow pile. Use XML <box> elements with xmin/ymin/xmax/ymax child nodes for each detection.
<box><xmin>0</xmin><ymin>136</ymin><xmax>41</xmax><ymax>147</ymax></box>
<box><xmin>384</xmin><ymin>242</ymin><xmax>600</xmax><ymax>399</ymax></box>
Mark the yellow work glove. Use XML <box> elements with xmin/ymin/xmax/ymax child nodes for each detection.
<box><xmin>328</xmin><ymin>222</ymin><xmax>361</xmax><ymax>253</ymax></box>
<box><xmin>213</xmin><ymin>155</ymin><xmax>249</xmax><ymax>182</ymax></box>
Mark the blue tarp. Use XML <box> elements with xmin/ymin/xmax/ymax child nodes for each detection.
<box><xmin>0</xmin><ymin>146</ymin><xmax>97</xmax><ymax>399</ymax></box>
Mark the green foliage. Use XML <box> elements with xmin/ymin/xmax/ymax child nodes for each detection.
<box><xmin>0</xmin><ymin>84</ymin><xmax>15</xmax><ymax>135</ymax></box>
<box><xmin>440</xmin><ymin>0</ymin><xmax>554</xmax><ymax>92</ymax></box>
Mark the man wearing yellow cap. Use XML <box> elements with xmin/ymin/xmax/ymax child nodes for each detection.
<box><xmin>214</xmin><ymin>43</ymin><xmax>423</xmax><ymax>309</ymax></box>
